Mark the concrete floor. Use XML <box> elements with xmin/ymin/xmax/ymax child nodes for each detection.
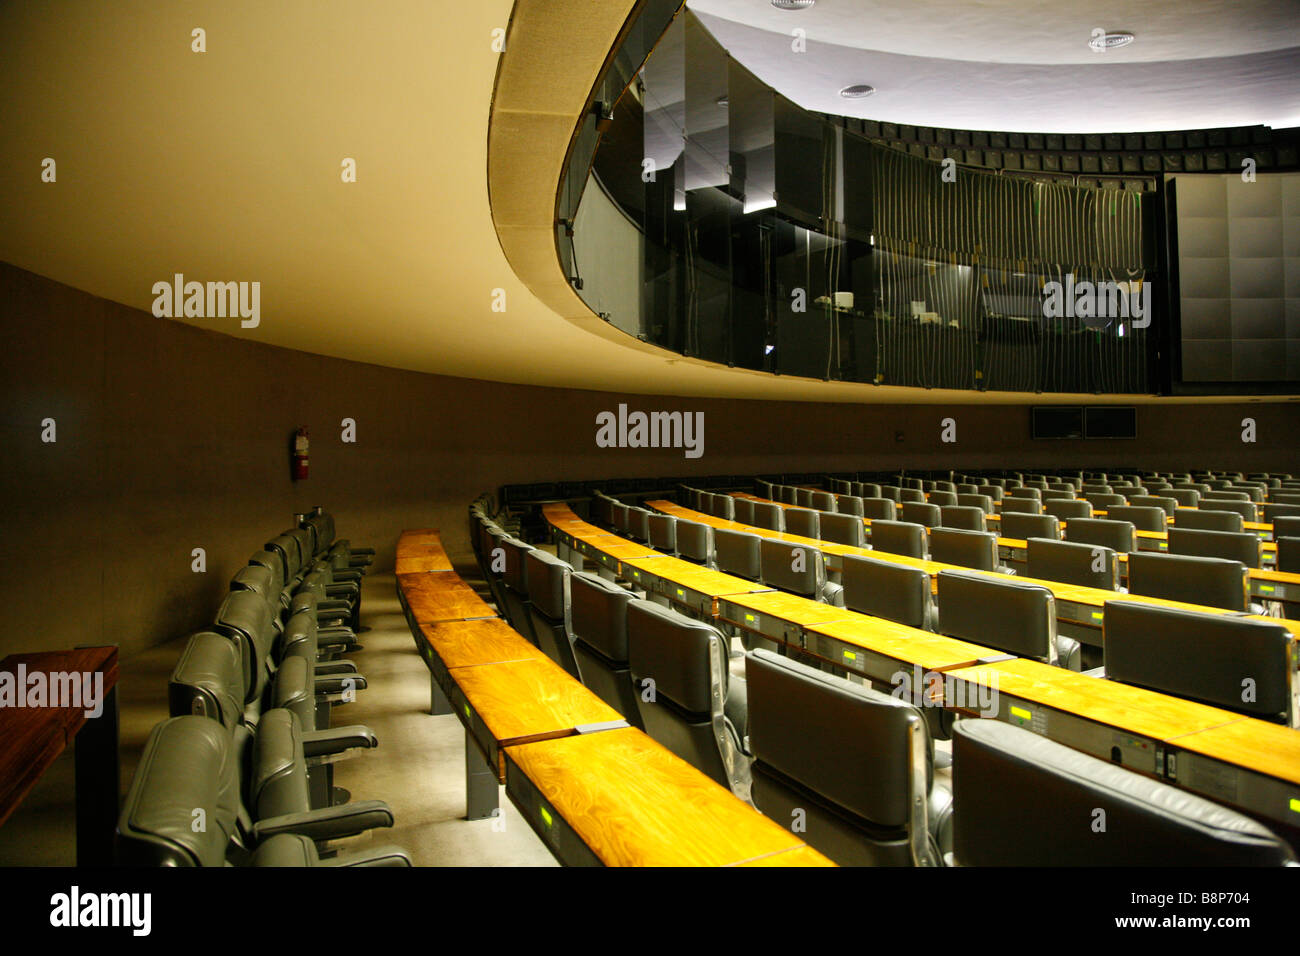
<box><xmin>0</xmin><ymin>564</ymin><xmax>556</xmax><ymax>867</ymax></box>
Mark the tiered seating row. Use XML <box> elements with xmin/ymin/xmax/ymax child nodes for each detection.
<box><xmin>395</xmin><ymin>528</ymin><xmax>833</xmax><ymax>867</ymax></box>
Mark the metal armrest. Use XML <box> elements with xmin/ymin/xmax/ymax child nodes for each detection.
<box><xmin>302</xmin><ymin>724</ymin><xmax>378</xmax><ymax>758</ymax></box>
<box><xmin>316</xmin><ymin>673</ymin><xmax>367</xmax><ymax>696</ymax></box>
<box><xmin>324</xmin><ymin>845</ymin><xmax>412</xmax><ymax>867</ymax></box>
<box><xmin>250</xmin><ymin>800</ymin><xmax>395</xmax><ymax>843</ymax></box>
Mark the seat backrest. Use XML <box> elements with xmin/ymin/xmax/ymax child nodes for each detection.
<box><xmin>869</xmin><ymin>520</ymin><xmax>928</xmax><ymax>559</ymax></box>
<box><xmin>957</xmin><ymin>493</ymin><xmax>994</xmax><ymax>515</ymax></box>
<box><xmin>1064</xmin><ymin>517</ymin><xmax>1137</xmax><ymax>553</ymax></box>
<box><xmin>1278</xmin><ymin>537</ymin><xmax>1300</xmax><ymax>573</ymax></box>
<box><xmin>713</xmin><ymin>527</ymin><xmax>762</xmax><ymax>579</ymax></box>
<box><xmin>820</xmin><ymin>511</ymin><xmax>865</xmax><ymax>548</ymax></box>
<box><xmin>610</xmin><ymin>501</ymin><xmax>631</xmax><ymax>535</ymax></box>
<box><xmin>1026</xmin><ymin>537</ymin><xmax>1119</xmax><ymax>590</ymax></box>
<box><xmin>1274</xmin><ymin>516</ymin><xmax>1300</xmax><ymax>538</ymax></box>
<box><xmin>1204</xmin><ymin>489</ymin><xmax>1251</xmax><ymax>502</ymax></box>
<box><xmin>1271</xmin><ymin>492</ymin><xmax>1300</xmax><ymax>506</ymax></box>
<box><xmin>783</xmin><ymin>507</ymin><xmax>819</xmax><ymax>540</ymax></box>
<box><xmin>1174</xmin><ymin>509</ymin><xmax>1244</xmax><ymax>533</ymax></box>
<box><xmin>1263</xmin><ymin>503</ymin><xmax>1300</xmax><ymax>524</ymax></box>
<box><xmin>169</xmin><ymin>632</ymin><xmax>246</xmax><ymax>731</ymax></box>
<box><xmin>248</xmin><ymin>551</ymin><xmax>287</xmax><ymax>597</ymax></box>
<box><xmin>860</xmin><ymin>497</ymin><xmax>896</xmax><ymax>520</ymax></box>
<box><xmin>810</xmin><ymin>491</ymin><xmax>836</xmax><ymax>513</ymax></box>
<box><xmin>841</xmin><ymin>555</ymin><xmax>933</xmax><ymax>630</ymax></box>
<box><xmin>1041</xmin><ymin>489</ymin><xmax>1076</xmax><ymax>502</ymax></box>
<box><xmin>999</xmin><ymin>497</ymin><xmax>1043</xmax><ymax>515</ymax></box>
<box><xmin>901</xmin><ymin>502</ymin><xmax>941</xmax><ymax>529</ymax></box>
<box><xmin>1103</xmin><ymin>505</ymin><xmax>1166</xmax><ymax>532</ymax></box>
<box><xmin>1126</xmin><ymin>552</ymin><xmax>1249</xmax><ymax>611</ymax></box>
<box><xmin>877</xmin><ymin>485</ymin><xmax>903</xmax><ymax>502</ymax></box>
<box><xmin>1167</xmin><ymin>488</ymin><xmax>1201</xmax><ymax>508</ymax></box>
<box><xmin>116</xmin><ymin>716</ymin><xmax>242</xmax><ymax>866</ymax></box>
<box><xmin>643</xmin><ymin>513</ymin><xmax>676</xmax><ymax>553</ymax></box>
<box><xmin>796</xmin><ymin>488</ymin><xmax>814</xmax><ymax>508</ymax></box>
<box><xmin>837</xmin><ymin>495</ymin><xmax>865</xmax><ymax>517</ymax></box>
<box><xmin>1168</xmin><ymin>526</ymin><xmax>1262</xmax><ymax>568</ymax></box>
<box><xmin>1005</xmin><ymin>487</ymin><xmax>1042</xmax><ymax>501</ymax></box>
<box><xmin>626</xmin><ymin>601</ymin><xmax>741</xmax><ymax>791</ymax></box>
<box><xmin>927</xmin><ymin>491</ymin><xmax>958</xmax><ymax>507</ymax></box>
<box><xmin>1084</xmin><ymin>492</ymin><xmax>1128</xmax><ymax>510</ymax></box>
<box><xmin>674</xmin><ymin>519</ymin><xmax>713</xmax><ymax>564</ymax></box>
<box><xmin>999</xmin><ymin>511</ymin><xmax>1061</xmax><ymax>541</ymax></box>
<box><xmin>214</xmin><ymin>588</ymin><xmax>276</xmax><ymax>704</ymax></box>
<box><xmin>1104</xmin><ymin>601</ymin><xmax>1295</xmax><ymax>724</ymax></box>
<box><xmin>1127</xmin><ymin>495</ymin><xmax>1179</xmax><ymax>519</ymax></box>
<box><xmin>249</xmin><ymin>707</ymin><xmax>311</xmax><ymax>821</ymax></box>
<box><xmin>928</xmin><ymin>528</ymin><xmax>997</xmax><ymax>571</ymax></box>
<box><xmin>568</xmin><ymin>570</ymin><xmax>634</xmax><ymax>664</ymax></box>
<box><xmin>733</xmin><ymin>497</ymin><xmax>754</xmax><ymax>526</ymax></box>
<box><xmin>625</xmin><ymin>506</ymin><xmax>652</xmax><ymax>543</ymax></box>
<box><xmin>524</xmin><ymin>549</ymin><xmax>570</xmax><ymax>623</ymax></box>
<box><xmin>939</xmin><ymin>505</ymin><xmax>986</xmax><ymax>531</ymax></box>
<box><xmin>951</xmin><ymin>719</ymin><xmax>1295</xmax><ymax>866</ymax></box>
<box><xmin>937</xmin><ymin>570</ymin><xmax>1057</xmax><ymax>664</ymax></box>
<box><xmin>898</xmin><ymin>488</ymin><xmax>926</xmax><ymax>503</ymax></box>
<box><xmin>746</xmin><ymin>649</ymin><xmax>937</xmax><ymax>867</ymax></box>
<box><xmin>1200</xmin><ymin>498</ymin><xmax>1259</xmax><ymax>522</ymax></box>
<box><xmin>855</xmin><ymin>482</ymin><xmax>881</xmax><ymax>498</ymax></box>
<box><xmin>751</xmin><ymin>500</ymin><xmax>786</xmax><ymax>532</ymax></box>
<box><xmin>760</xmin><ymin>538</ymin><xmax>826</xmax><ymax>599</ymax></box>
<box><xmin>231</xmin><ymin>564</ymin><xmax>279</xmax><ymax>612</ymax></box>
<box><xmin>1043</xmin><ymin>499</ymin><xmax>1092</xmax><ymax>521</ymax></box>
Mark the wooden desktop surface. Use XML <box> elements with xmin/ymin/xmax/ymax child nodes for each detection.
<box><xmin>397</xmin><ymin>572</ymin><xmax>496</xmax><ymax>622</ymax></box>
<box><xmin>505</xmin><ymin>727</ymin><xmax>826</xmax><ymax>867</ymax></box>
<box><xmin>0</xmin><ymin>647</ymin><xmax>119</xmax><ymax>828</ymax></box>
<box><xmin>419</xmin><ymin>617</ymin><xmax>547</xmax><ymax>671</ymax></box>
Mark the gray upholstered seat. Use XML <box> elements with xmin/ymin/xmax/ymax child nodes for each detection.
<box><xmin>810</xmin><ymin>491</ymin><xmax>837</xmax><ymax>512</ymax></box>
<box><xmin>783</xmin><ymin>507</ymin><xmax>819</xmax><ymax>539</ymax></box>
<box><xmin>861</xmin><ymin>497</ymin><xmax>896</xmax><ymax>520</ymax></box>
<box><xmin>759</xmin><ymin>538</ymin><xmax>839</xmax><ymax>605</ymax></box>
<box><xmin>1043</xmin><ymin>499</ymin><xmax>1091</xmax><ymax>521</ymax></box>
<box><xmin>746</xmin><ymin>649</ymin><xmax>952</xmax><ymax>867</ymax></box>
<box><xmin>820</xmin><ymin>511</ymin><xmax>865</xmax><ymax>547</ymax></box>
<box><xmin>647</xmin><ymin>512</ymin><xmax>677</xmax><ymax>553</ymax></box>
<box><xmin>1065</xmin><ymin>517</ymin><xmax>1137</xmax><ymax>554</ymax></box>
<box><xmin>568</xmin><ymin>570</ymin><xmax>640</xmax><ymax>728</ymax></box>
<box><xmin>1102</xmin><ymin>601</ymin><xmax>1295</xmax><ymax>725</ymax></box>
<box><xmin>1263</xmin><ymin>503</ymin><xmax>1300</xmax><ymax>524</ymax></box>
<box><xmin>1026</xmin><ymin>537</ymin><xmax>1119</xmax><ymax>590</ymax></box>
<box><xmin>1168</xmin><ymin>526</ymin><xmax>1262</xmax><ymax>568</ymax></box>
<box><xmin>929</xmin><ymin>528</ymin><xmax>998</xmax><ymax>571</ymax></box>
<box><xmin>1126</xmin><ymin>552</ymin><xmax>1250</xmax><ymax>611</ymax></box>
<box><xmin>837</xmin><ymin>495</ymin><xmax>866</xmax><ymax>517</ymax></box>
<box><xmin>713</xmin><ymin>527</ymin><xmax>762</xmax><ymax>579</ymax></box>
<box><xmin>999</xmin><ymin>511</ymin><xmax>1060</xmax><ymax>541</ymax></box>
<box><xmin>841</xmin><ymin>554</ymin><xmax>933</xmax><ymax>631</ymax></box>
<box><xmin>1198</xmin><ymin>498</ymin><xmax>1259</xmax><ymax>522</ymax></box>
<box><xmin>626</xmin><ymin>601</ymin><xmax>749</xmax><ymax>796</ymax></box>
<box><xmin>733</xmin><ymin>497</ymin><xmax>755</xmax><ymax>526</ymax></box>
<box><xmin>524</xmin><ymin>549</ymin><xmax>580</xmax><ymax>679</ymax></box>
<box><xmin>928</xmin><ymin>491</ymin><xmax>958</xmax><ymax>507</ymax></box>
<box><xmin>494</xmin><ymin>533</ymin><xmax>536</xmax><ymax>640</ymax></box>
<box><xmin>939</xmin><ymin>505</ymin><xmax>986</xmax><ymax>531</ymax></box>
<box><xmin>751</xmin><ymin>501</ymin><xmax>786</xmax><ymax>532</ymax></box>
<box><xmin>674</xmin><ymin>519</ymin><xmax>714</xmax><ymax>566</ymax></box>
<box><xmin>956</xmin><ymin>493</ymin><xmax>994</xmax><ymax>515</ymax></box>
<box><xmin>1000</xmin><ymin>497</ymin><xmax>1043</xmax><ymax>515</ymax></box>
<box><xmin>936</xmin><ymin>570</ymin><xmax>1079</xmax><ymax>669</ymax></box>
<box><xmin>1278</xmin><ymin>537</ymin><xmax>1300</xmax><ymax>573</ymax></box>
<box><xmin>1174</xmin><ymin>509</ymin><xmax>1244</xmax><ymax>533</ymax></box>
<box><xmin>951</xmin><ymin>719</ymin><xmax>1294</xmax><ymax>866</ymax></box>
<box><xmin>1126</xmin><ymin>495</ymin><xmax>1179</xmax><ymax>519</ymax></box>
<box><xmin>901</xmin><ymin>502</ymin><xmax>942</xmax><ymax>529</ymax></box>
<box><xmin>869</xmin><ymin>520</ymin><xmax>928</xmax><ymax>559</ymax></box>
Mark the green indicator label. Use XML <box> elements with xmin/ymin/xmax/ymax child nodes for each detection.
<box><xmin>745</xmin><ymin>614</ymin><xmax>756</xmax><ymax>624</ymax></box>
<box><xmin>1091</xmin><ymin>611</ymin><xmax>1104</xmax><ymax>621</ymax></box>
<box><xmin>1261</xmin><ymin>585</ymin><xmax>1275</xmax><ymax>593</ymax></box>
<box><xmin>1290</xmin><ymin>798</ymin><xmax>1300</xmax><ymax>814</ymax></box>
<box><xmin>539</xmin><ymin>806</ymin><xmax>553</xmax><ymax>828</ymax></box>
<box><xmin>1010</xmin><ymin>706</ymin><xmax>1031</xmax><ymax>723</ymax></box>
<box><xmin>464</xmin><ymin>704</ymin><xmax>471</xmax><ymax>719</ymax></box>
<box><xmin>843</xmin><ymin>650</ymin><xmax>857</xmax><ymax>662</ymax></box>
<box><xmin>676</xmin><ymin>588</ymin><xmax>685</xmax><ymax>598</ymax></box>
<box><xmin>632</xmin><ymin>571</ymin><xmax>640</xmax><ymax>579</ymax></box>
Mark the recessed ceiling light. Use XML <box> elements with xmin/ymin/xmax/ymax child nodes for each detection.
<box><xmin>1089</xmin><ymin>31</ymin><xmax>1135</xmax><ymax>52</ymax></box>
<box><xmin>771</xmin><ymin>0</ymin><xmax>815</xmax><ymax>9</ymax></box>
<box><xmin>840</xmin><ymin>84</ymin><xmax>875</xmax><ymax>98</ymax></box>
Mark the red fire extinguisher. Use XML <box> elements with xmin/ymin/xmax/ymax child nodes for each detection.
<box><xmin>293</xmin><ymin>427</ymin><xmax>309</xmax><ymax>480</ymax></box>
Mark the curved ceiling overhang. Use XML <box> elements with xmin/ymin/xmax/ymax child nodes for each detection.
<box><xmin>689</xmin><ymin>1</ymin><xmax>1300</xmax><ymax>133</ymax></box>
<box><xmin>0</xmin><ymin>1</ymin><xmax>1292</xmax><ymax>406</ymax></box>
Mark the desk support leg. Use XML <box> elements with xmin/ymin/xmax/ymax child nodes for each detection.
<box><xmin>76</xmin><ymin>685</ymin><xmax>119</xmax><ymax>866</ymax></box>
<box><xmin>431</xmin><ymin>675</ymin><xmax>453</xmax><ymax>715</ymax></box>
<box><xmin>464</xmin><ymin>730</ymin><xmax>498</xmax><ymax>821</ymax></box>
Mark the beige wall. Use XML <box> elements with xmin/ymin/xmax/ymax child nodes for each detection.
<box><xmin>2</xmin><ymin>260</ymin><xmax>1298</xmax><ymax>657</ymax></box>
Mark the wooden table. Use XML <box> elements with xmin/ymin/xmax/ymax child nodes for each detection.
<box><xmin>0</xmin><ymin>647</ymin><xmax>120</xmax><ymax>865</ymax></box>
<box><xmin>504</xmin><ymin>727</ymin><xmax>831</xmax><ymax>866</ymax></box>
<box><xmin>395</xmin><ymin>528</ymin><xmax>454</xmax><ymax>573</ymax></box>
<box><xmin>397</xmin><ymin>572</ymin><xmax>496</xmax><ymax>624</ymax></box>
